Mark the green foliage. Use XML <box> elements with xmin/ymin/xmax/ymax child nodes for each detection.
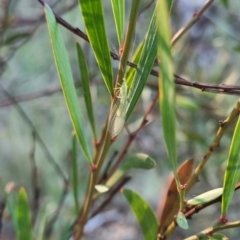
<box><xmin>78</xmin><ymin>0</ymin><xmax>113</xmax><ymax>95</ymax></box>
<box><xmin>123</xmin><ymin>188</ymin><xmax>159</xmax><ymax>240</ymax></box>
<box><xmin>157</xmin><ymin>0</ymin><xmax>177</xmax><ymax>180</ymax></box>
<box><xmin>16</xmin><ymin>188</ymin><xmax>33</xmax><ymax>240</ymax></box>
<box><xmin>221</xmin><ymin>116</ymin><xmax>240</xmax><ymax>216</ymax></box>
<box><xmin>2</xmin><ymin>0</ymin><xmax>240</xmax><ymax>240</ymax></box>
<box><xmin>111</xmin><ymin>0</ymin><xmax>125</xmax><ymax>44</ymax></box>
<box><xmin>44</xmin><ymin>4</ymin><xmax>92</xmax><ymax>163</ymax></box>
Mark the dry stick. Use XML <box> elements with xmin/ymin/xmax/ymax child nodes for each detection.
<box><xmin>0</xmin><ymin>0</ymin><xmax>11</xmax><ymax>48</ymax></box>
<box><xmin>184</xmin><ymin>221</ymin><xmax>240</xmax><ymax>240</ymax></box>
<box><xmin>29</xmin><ymin>131</ymin><xmax>40</xmax><ymax>225</ymax></box>
<box><xmin>171</xmin><ymin>0</ymin><xmax>214</xmax><ymax>46</ymax></box>
<box><xmin>0</xmin><ymin>199</ymin><xmax>5</xmax><ymax>237</ymax></box>
<box><xmin>162</xmin><ymin>99</ymin><xmax>240</xmax><ymax>239</ymax></box>
<box><xmin>0</xmin><ymin>82</ymin><xmax>81</xmax><ymax>108</ymax></box>
<box><xmin>0</xmin><ymin>84</ymin><xmax>67</xmax><ymax>183</ymax></box>
<box><xmin>38</xmin><ymin>2</ymin><xmax>240</xmax><ymax>96</ymax></box>
<box><xmin>0</xmin><ymin>0</ymin><xmax>77</xmax><ymax>76</ymax></box>
<box><xmin>139</xmin><ymin>0</ymin><xmax>155</xmax><ymax>16</ymax></box>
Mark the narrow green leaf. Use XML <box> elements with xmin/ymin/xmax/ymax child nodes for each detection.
<box><xmin>76</xmin><ymin>42</ymin><xmax>97</xmax><ymax>140</ymax></box>
<box><xmin>111</xmin><ymin>0</ymin><xmax>125</xmax><ymax>44</ymax></box>
<box><xmin>44</xmin><ymin>4</ymin><xmax>92</xmax><ymax>163</ymax></box>
<box><xmin>71</xmin><ymin>133</ymin><xmax>79</xmax><ymax>212</ymax></box>
<box><xmin>16</xmin><ymin>188</ymin><xmax>32</xmax><ymax>240</ymax></box>
<box><xmin>176</xmin><ymin>212</ymin><xmax>189</xmax><ymax>229</ymax></box>
<box><xmin>187</xmin><ymin>188</ymin><xmax>223</xmax><ymax>206</ymax></box>
<box><xmin>126</xmin><ymin>7</ymin><xmax>158</xmax><ymax>120</ymax></box>
<box><xmin>123</xmin><ymin>189</ymin><xmax>158</xmax><ymax>240</ymax></box>
<box><xmin>221</xmin><ymin>116</ymin><xmax>240</xmax><ymax>216</ymax></box>
<box><xmin>168</xmin><ymin>0</ymin><xmax>174</xmax><ymax>12</ymax></box>
<box><xmin>125</xmin><ymin>39</ymin><xmax>144</xmax><ymax>85</ymax></box>
<box><xmin>4</xmin><ymin>32</ymin><xmax>30</xmax><ymax>45</ymax></box>
<box><xmin>78</xmin><ymin>0</ymin><xmax>113</xmax><ymax>95</ymax></box>
<box><xmin>157</xmin><ymin>0</ymin><xmax>177</xmax><ymax>178</ymax></box>
<box><xmin>106</xmin><ymin>153</ymin><xmax>156</xmax><ymax>189</ymax></box>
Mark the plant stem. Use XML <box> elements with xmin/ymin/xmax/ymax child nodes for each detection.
<box><xmin>73</xmin><ymin>171</ymin><xmax>98</xmax><ymax>239</ymax></box>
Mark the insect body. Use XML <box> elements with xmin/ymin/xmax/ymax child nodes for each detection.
<box><xmin>108</xmin><ymin>80</ymin><xmax>129</xmax><ymax>138</ymax></box>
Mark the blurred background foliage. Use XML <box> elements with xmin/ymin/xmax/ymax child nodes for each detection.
<box><xmin>1</xmin><ymin>0</ymin><xmax>240</xmax><ymax>239</ymax></box>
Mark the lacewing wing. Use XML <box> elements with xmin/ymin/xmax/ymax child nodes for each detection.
<box><xmin>108</xmin><ymin>80</ymin><xmax>128</xmax><ymax>137</ymax></box>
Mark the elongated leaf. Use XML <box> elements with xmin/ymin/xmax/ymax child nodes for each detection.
<box><xmin>76</xmin><ymin>42</ymin><xmax>96</xmax><ymax>140</ymax></box>
<box><xmin>44</xmin><ymin>4</ymin><xmax>92</xmax><ymax>163</ymax></box>
<box><xmin>111</xmin><ymin>0</ymin><xmax>125</xmax><ymax>44</ymax></box>
<box><xmin>71</xmin><ymin>133</ymin><xmax>79</xmax><ymax>212</ymax></box>
<box><xmin>16</xmin><ymin>188</ymin><xmax>32</xmax><ymax>240</ymax></box>
<box><xmin>187</xmin><ymin>188</ymin><xmax>223</xmax><ymax>206</ymax></box>
<box><xmin>176</xmin><ymin>212</ymin><xmax>189</xmax><ymax>229</ymax></box>
<box><xmin>106</xmin><ymin>153</ymin><xmax>156</xmax><ymax>188</ymax></box>
<box><xmin>126</xmin><ymin>8</ymin><xmax>158</xmax><ymax>120</ymax></box>
<box><xmin>168</xmin><ymin>0</ymin><xmax>174</xmax><ymax>12</ymax></box>
<box><xmin>123</xmin><ymin>189</ymin><xmax>158</xmax><ymax>240</ymax></box>
<box><xmin>78</xmin><ymin>0</ymin><xmax>113</xmax><ymax>95</ymax></box>
<box><xmin>126</xmin><ymin>39</ymin><xmax>144</xmax><ymax>84</ymax></box>
<box><xmin>221</xmin><ymin>116</ymin><xmax>240</xmax><ymax>216</ymax></box>
<box><xmin>157</xmin><ymin>0</ymin><xmax>177</xmax><ymax>178</ymax></box>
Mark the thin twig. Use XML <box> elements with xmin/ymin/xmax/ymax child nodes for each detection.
<box><xmin>139</xmin><ymin>0</ymin><xmax>155</xmax><ymax>16</ymax></box>
<box><xmin>184</xmin><ymin>220</ymin><xmax>240</xmax><ymax>240</ymax></box>
<box><xmin>0</xmin><ymin>82</ymin><xmax>81</xmax><ymax>108</ymax></box>
<box><xmin>29</xmin><ymin>131</ymin><xmax>40</xmax><ymax>225</ymax></box>
<box><xmin>0</xmin><ymin>199</ymin><xmax>5</xmax><ymax>236</ymax></box>
<box><xmin>171</xmin><ymin>0</ymin><xmax>214</xmax><ymax>46</ymax></box>
<box><xmin>37</xmin><ymin>1</ymin><xmax>240</xmax><ymax>96</ymax></box>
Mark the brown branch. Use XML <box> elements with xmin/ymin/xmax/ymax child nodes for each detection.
<box><xmin>0</xmin><ymin>82</ymin><xmax>81</xmax><ymax>108</ymax></box>
<box><xmin>29</xmin><ymin>131</ymin><xmax>40</xmax><ymax>225</ymax></box>
<box><xmin>37</xmin><ymin>0</ymin><xmax>240</xmax><ymax>97</ymax></box>
<box><xmin>171</xmin><ymin>0</ymin><xmax>214</xmax><ymax>46</ymax></box>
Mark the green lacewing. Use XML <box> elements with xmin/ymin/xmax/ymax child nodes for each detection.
<box><xmin>108</xmin><ymin>79</ymin><xmax>129</xmax><ymax>137</ymax></box>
